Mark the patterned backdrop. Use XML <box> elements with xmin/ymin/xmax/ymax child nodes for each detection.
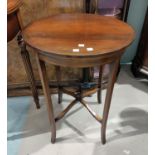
<box><xmin>8</xmin><ymin>0</ymin><xmax>88</xmax><ymax>85</ymax></box>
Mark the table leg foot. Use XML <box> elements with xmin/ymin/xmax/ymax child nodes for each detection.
<box><xmin>101</xmin><ymin>133</ymin><xmax>106</xmax><ymax>144</ymax></box>
<box><xmin>34</xmin><ymin>97</ymin><xmax>40</xmax><ymax>109</ymax></box>
<box><xmin>51</xmin><ymin>136</ymin><xmax>56</xmax><ymax>144</ymax></box>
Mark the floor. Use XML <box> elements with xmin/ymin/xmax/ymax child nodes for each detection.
<box><xmin>7</xmin><ymin>65</ymin><xmax>148</xmax><ymax>155</ymax></box>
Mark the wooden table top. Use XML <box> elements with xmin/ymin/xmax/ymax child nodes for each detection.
<box><xmin>23</xmin><ymin>13</ymin><xmax>135</xmax><ymax>58</ymax></box>
<box><xmin>7</xmin><ymin>0</ymin><xmax>22</xmax><ymax>14</ymax></box>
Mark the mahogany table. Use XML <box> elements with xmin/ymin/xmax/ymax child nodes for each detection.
<box><xmin>7</xmin><ymin>0</ymin><xmax>40</xmax><ymax>109</ymax></box>
<box><xmin>22</xmin><ymin>13</ymin><xmax>134</xmax><ymax>144</ymax></box>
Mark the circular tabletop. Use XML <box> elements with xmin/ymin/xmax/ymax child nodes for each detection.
<box><xmin>23</xmin><ymin>13</ymin><xmax>134</xmax><ymax>58</ymax></box>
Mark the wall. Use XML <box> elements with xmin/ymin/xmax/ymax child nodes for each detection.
<box><xmin>121</xmin><ymin>0</ymin><xmax>148</xmax><ymax>63</ymax></box>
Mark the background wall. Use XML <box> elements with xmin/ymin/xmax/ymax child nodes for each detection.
<box><xmin>8</xmin><ymin>0</ymin><xmax>84</xmax><ymax>86</ymax></box>
<box><xmin>121</xmin><ymin>0</ymin><xmax>148</xmax><ymax>63</ymax></box>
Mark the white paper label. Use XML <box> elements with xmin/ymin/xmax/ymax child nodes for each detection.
<box><xmin>73</xmin><ymin>49</ymin><xmax>80</xmax><ymax>52</ymax></box>
<box><xmin>78</xmin><ymin>44</ymin><xmax>85</xmax><ymax>47</ymax></box>
<box><xmin>87</xmin><ymin>48</ymin><xmax>94</xmax><ymax>52</ymax></box>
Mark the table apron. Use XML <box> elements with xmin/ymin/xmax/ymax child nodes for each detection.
<box><xmin>38</xmin><ymin>52</ymin><xmax>122</xmax><ymax>68</ymax></box>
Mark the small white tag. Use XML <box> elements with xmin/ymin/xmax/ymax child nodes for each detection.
<box><xmin>87</xmin><ymin>47</ymin><xmax>94</xmax><ymax>52</ymax></box>
<box><xmin>78</xmin><ymin>44</ymin><xmax>85</xmax><ymax>47</ymax></box>
<box><xmin>73</xmin><ymin>49</ymin><xmax>80</xmax><ymax>52</ymax></box>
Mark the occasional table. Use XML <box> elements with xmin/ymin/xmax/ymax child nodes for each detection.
<box><xmin>22</xmin><ymin>13</ymin><xmax>134</xmax><ymax>144</ymax></box>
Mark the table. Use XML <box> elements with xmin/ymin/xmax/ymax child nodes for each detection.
<box><xmin>7</xmin><ymin>0</ymin><xmax>40</xmax><ymax>109</ymax></box>
<box><xmin>7</xmin><ymin>0</ymin><xmax>22</xmax><ymax>42</ymax></box>
<box><xmin>22</xmin><ymin>13</ymin><xmax>134</xmax><ymax>144</ymax></box>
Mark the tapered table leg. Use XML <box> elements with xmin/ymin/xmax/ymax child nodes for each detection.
<box><xmin>36</xmin><ymin>54</ymin><xmax>56</xmax><ymax>143</ymax></box>
<box><xmin>18</xmin><ymin>35</ymin><xmax>40</xmax><ymax>109</ymax></box>
<box><xmin>55</xmin><ymin>66</ymin><xmax>63</xmax><ymax>104</ymax></box>
<box><xmin>97</xmin><ymin>65</ymin><xmax>104</xmax><ymax>104</ymax></box>
<box><xmin>101</xmin><ymin>59</ymin><xmax>120</xmax><ymax>144</ymax></box>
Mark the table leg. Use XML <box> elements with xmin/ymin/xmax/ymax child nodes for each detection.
<box><xmin>101</xmin><ymin>59</ymin><xmax>120</xmax><ymax>144</ymax></box>
<box><xmin>97</xmin><ymin>65</ymin><xmax>104</xmax><ymax>104</ymax></box>
<box><xmin>55</xmin><ymin>66</ymin><xmax>63</xmax><ymax>104</ymax></box>
<box><xmin>18</xmin><ymin>36</ymin><xmax>40</xmax><ymax>109</ymax></box>
<box><xmin>85</xmin><ymin>0</ymin><xmax>91</xmax><ymax>13</ymax></box>
<box><xmin>82</xmin><ymin>68</ymin><xmax>90</xmax><ymax>82</ymax></box>
<box><xmin>36</xmin><ymin>54</ymin><xmax>56</xmax><ymax>143</ymax></box>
